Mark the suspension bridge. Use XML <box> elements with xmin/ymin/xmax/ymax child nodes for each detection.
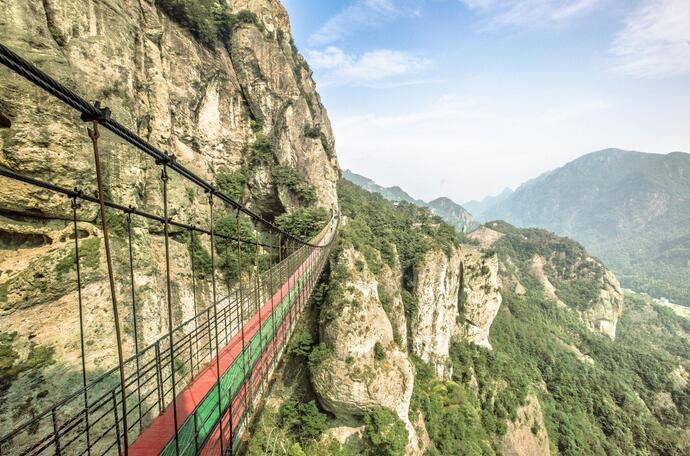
<box><xmin>0</xmin><ymin>42</ymin><xmax>338</xmax><ymax>456</ymax></box>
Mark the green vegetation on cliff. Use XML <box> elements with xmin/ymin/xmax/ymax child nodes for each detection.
<box><xmin>414</xmin><ymin>223</ymin><xmax>690</xmax><ymax>455</ymax></box>
<box><xmin>158</xmin><ymin>0</ymin><xmax>258</xmax><ymax>48</ymax></box>
<box><xmin>483</xmin><ymin>149</ymin><xmax>690</xmax><ymax>306</ymax></box>
<box><xmin>338</xmin><ymin>179</ymin><xmax>459</xmax><ymax>274</ymax></box>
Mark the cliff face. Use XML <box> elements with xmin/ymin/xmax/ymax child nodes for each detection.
<box><xmin>0</xmin><ymin>0</ymin><xmax>337</xmax><ymax>429</ymax></box>
<box><xmin>426</xmin><ymin>197</ymin><xmax>475</xmax><ymax>234</ymax></box>
<box><xmin>577</xmin><ymin>269</ymin><xmax>624</xmax><ymax>340</ymax></box>
<box><xmin>311</xmin><ymin>247</ymin><xmax>419</xmax><ymax>451</ymax></box>
<box><xmin>456</xmin><ymin>247</ymin><xmax>502</xmax><ymax>348</ymax></box>
<box><xmin>485</xmin><ymin>221</ymin><xmax>625</xmax><ymax>340</ymax></box>
<box><xmin>408</xmin><ymin>247</ymin><xmax>463</xmax><ymax>378</ymax></box>
<box><xmin>311</xmin><ymin>238</ymin><xmax>502</xmax><ymax>451</ymax></box>
<box><xmin>408</xmin><ymin>245</ymin><xmax>501</xmax><ymax>377</ymax></box>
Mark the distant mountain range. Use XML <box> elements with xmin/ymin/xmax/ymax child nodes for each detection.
<box><xmin>480</xmin><ymin>148</ymin><xmax>690</xmax><ymax>305</ymax></box>
<box><xmin>342</xmin><ymin>170</ymin><xmax>476</xmax><ymax>233</ymax></box>
<box><xmin>463</xmin><ymin>187</ymin><xmax>513</xmax><ymax>220</ymax></box>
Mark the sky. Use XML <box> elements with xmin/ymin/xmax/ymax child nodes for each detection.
<box><xmin>281</xmin><ymin>0</ymin><xmax>690</xmax><ymax>203</ymax></box>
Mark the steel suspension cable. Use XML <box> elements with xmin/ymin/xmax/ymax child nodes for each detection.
<box><xmin>70</xmin><ymin>196</ymin><xmax>92</xmax><ymax>456</ymax></box>
<box><xmin>159</xmin><ymin>162</ymin><xmax>179</xmax><ymax>455</ymax></box>
<box><xmin>254</xmin><ymin>228</ymin><xmax>264</xmax><ymax>397</ymax></box>
<box><xmin>87</xmin><ymin>122</ymin><xmax>129</xmax><ymax>454</ymax></box>
<box><xmin>0</xmin><ymin>42</ymin><xmax>329</xmax><ymax>248</ymax></box>
<box><xmin>278</xmin><ymin>233</ymin><xmax>285</xmax><ymax>349</ymax></box>
<box><xmin>269</xmin><ymin>233</ymin><xmax>277</xmax><ymax>370</ymax></box>
<box><xmin>0</xmin><ymin>165</ymin><xmax>277</xmax><ymax>249</ymax></box>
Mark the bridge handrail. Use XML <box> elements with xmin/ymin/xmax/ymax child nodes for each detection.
<box><xmin>0</xmin><ymin>219</ymin><xmax>335</xmax><ymax>445</ymax></box>
<box><xmin>0</xmin><ymin>39</ymin><xmax>340</xmax><ymax>455</ymax></box>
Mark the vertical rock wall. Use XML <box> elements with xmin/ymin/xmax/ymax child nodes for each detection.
<box><xmin>0</xmin><ymin>0</ymin><xmax>338</xmax><ymax>429</ymax></box>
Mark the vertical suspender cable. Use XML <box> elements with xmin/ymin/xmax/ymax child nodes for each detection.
<box><xmin>71</xmin><ymin>196</ymin><xmax>91</xmax><ymax>456</ymax></box>
<box><xmin>125</xmin><ymin>212</ymin><xmax>143</xmax><ymax>434</ymax></box>
<box><xmin>254</xmin><ymin>229</ymin><xmax>264</xmax><ymax>396</ymax></box>
<box><xmin>287</xmin><ymin>240</ymin><xmax>294</xmax><ymax>335</ymax></box>
<box><xmin>235</xmin><ymin>210</ymin><xmax>250</xmax><ymax>419</ymax></box>
<box><xmin>269</xmin><ymin>233</ymin><xmax>277</xmax><ymax>369</ymax></box>
<box><xmin>159</xmin><ymin>162</ymin><xmax>179</xmax><ymax>455</ymax></box>
<box><xmin>207</xmin><ymin>194</ymin><xmax>226</xmax><ymax>455</ymax></box>
<box><xmin>87</xmin><ymin>123</ymin><xmax>128</xmax><ymax>454</ymax></box>
<box><xmin>189</xmin><ymin>228</ymin><xmax>200</xmax><ymax>372</ymax></box>
<box><xmin>278</xmin><ymin>233</ymin><xmax>285</xmax><ymax>350</ymax></box>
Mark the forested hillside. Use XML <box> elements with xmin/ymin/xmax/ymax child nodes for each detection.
<box><xmin>483</xmin><ymin>149</ymin><xmax>690</xmax><ymax>306</ymax></box>
<box><xmin>247</xmin><ymin>180</ymin><xmax>690</xmax><ymax>455</ymax></box>
<box><xmin>342</xmin><ymin>169</ymin><xmax>476</xmax><ymax>233</ymax></box>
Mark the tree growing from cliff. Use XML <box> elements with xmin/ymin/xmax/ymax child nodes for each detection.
<box><xmin>363</xmin><ymin>408</ymin><xmax>408</xmax><ymax>456</ymax></box>
<box><xmin>280</xmin><ymin>400</ymin><xmax>329</xmax><ymax>443</ymax></box>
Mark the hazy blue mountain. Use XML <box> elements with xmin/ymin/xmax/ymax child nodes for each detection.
<box><xmin>484</xmin><ymin>148</ymin><xmax>690</xmax><ymax>305</ymax></box>
<box><xmin>427</xmin><ymin>197</ymin><xmax>476</xmax><ymax>233</ymax></box>
<box><xmin>463</xmin><ymin>187</ymin><xmax>513</xmax><ymax>221</ymax></box>
<box><xmin>343</xmin><ymin>169</ymin><xmax>475</xmax><ymax>233</ymax></box>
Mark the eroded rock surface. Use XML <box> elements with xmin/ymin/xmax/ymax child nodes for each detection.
<box><xmin>499</xmin><ymin>392</ymin><xmax>550</xmax><ymax>456</ymax></box>
<box><xmin>408</xmin><ymin>247</ymin><xmax>464</xmax><ymax>378</ymax></box>
<box><xmin>310</xmin><ymin>247</ymin><xmax>419</xmax><ymax>450</ymax></box>
<box><xmin>578</xmin><ymin>269</ymin><xmax>625</xmax><ymax>340</ymax></box>
<box><xmin>456</xmin><ymin>247</ymin><xmax>502</xmax><ymax>349</ymax></box>
<box><xmin>0</xmin><ymin>0</ymin><xmax>337</xmax><ymax>428</ymax></box>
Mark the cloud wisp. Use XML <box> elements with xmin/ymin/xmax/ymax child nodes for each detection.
<box><xmin>307</xmin><ymin>46</ymin><xmax>431</xmax><ymax>87</ymax></box>
<box><xmin>460</xmin><ymin>0</ymin><xmax>600</xmax><ymax>29</ymax></box>
<box><xmin>308</xmin><ymin>0</ymin><xmax>421</xmax><ymax>46</ymax></box>
<box><xmin>610</xmin><ymin>0</ymin><xmax>690</xmax><ymax>78</ymax></box>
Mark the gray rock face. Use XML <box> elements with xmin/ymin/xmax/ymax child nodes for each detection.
<box><xmin>499</xmin><ymin>391</ymin><xmax>550</xmax><ymax>456</ymax></box>
<box><xmin>529</xmin><ymin>254</ymin><xmax>624</xmax><ymax>340</ymax></box>
<box><xmin>311</xmin><ymin>240</ymin><xmax>502</xmax><ymax>451</ymax></box>
<box><xmin>578</xmin><ymin>268</ymin><xmax>625</xmax><ymax>340</ymax></box>
<box><xmin>408</xmin><ymin>247</ymin><xmax>463</xmax><ymax>378</ymax></box>
<box><xmin>310</xmin><ymin>247</ymin><xmax>419</xmax><ymax>451</ymax></box>
<box><xmin>0</xmin><ymin>0</ymin><xmax>337</xmax><ymax>428</ymax></box>
<box><xmin>456</xmin><ymin>247</ymin><xmax>502</xmax><ymax>349</ymax></box>
<box><xmin>408</xmin><ymin>245</ymin><xmax>502</xmax><ymax>378</ymax></box>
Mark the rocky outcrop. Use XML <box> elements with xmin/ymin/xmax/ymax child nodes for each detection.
<box><xmin>468</xmin><ymin>225</ymin><xmax>504</xmax><ymax>248</ymax></box>
<box><xmin>0</xmin><ymin>0</ymin><xmax>337</xmax><ymax>427</ymax></box>
<box><xmin>407</xmin><ymin>245</ymin><xmax>502</xmax><ymax>377</ymax></box>
<box><xmin>577</xmin><ymin>269</ymin><xmax>625</xmax><ymax>340</ymax></box>
<box><xmin>456</xmin><ymin>247</ymin><xmax>502</xmax><ymax>349</ymax></box>
<box><xmin>531</xmin><ymin>255</ymin><xmax>624</xmax><ymax>340</ymax></box>
<box><xmin>378</xmin><ymin>255</ymin><xmax>409</xmax><ymax>349</ymax></box>
<box><xmin>426</xmin><ymin>197</ymin><xmax>475</xmax><ymax>233</ymax></box>
<box><xmin>408</xmin><ymin>247</ymin><xmax>464</xmax><ymax>378</ymax></box>
<box><xmin>311</xmin><ymin>247</ymin><xmax>419</xmax><ymax>451</ymax></box>
<box><xmin>499</xmin><ymin>391</ymin><xmax>550</xmax><ymax>456</ymax></box>
<box><xmin>531</xmin><ymin>255</ymin><xmax>567</xmax><ymax>307</ymax></box>
<box><xmin>312</xmin><ymin>240</ymin><xmax>503</xmax><ymax>451</ymax></box>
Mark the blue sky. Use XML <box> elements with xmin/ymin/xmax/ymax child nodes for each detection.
<box><xmin>282</xmin><ymin>0</ymin><xmax>690</xmax><ymax>202</ymax></box>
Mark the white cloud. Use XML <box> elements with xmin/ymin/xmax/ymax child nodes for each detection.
<box><xmin>460</xmin><ymin>0</ymin><xmax>600</xmax><ymax>28</ymax></box>
<box><xmin>307</xmin><ymin>46</ymin><xmax>352</xmax><ymax>70</ymax></box>
<box><xmin>307</xmin><ymin>47</ymin><xmax>431</xmax><ymax>87</ymax></box>
<box><xmin>309</xmin><ymin>0</ymin><xmax>422</xmax><ymax>46</ymax></box>
<box><xmin>611</xmin><ymin>0</ymin><xmax>690</xmax><ymax>78</ymax></box>
<box><xmin>337</xmin><ymin>95</ymin><xmax>482</xmax><ymax>127</ymax></box>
